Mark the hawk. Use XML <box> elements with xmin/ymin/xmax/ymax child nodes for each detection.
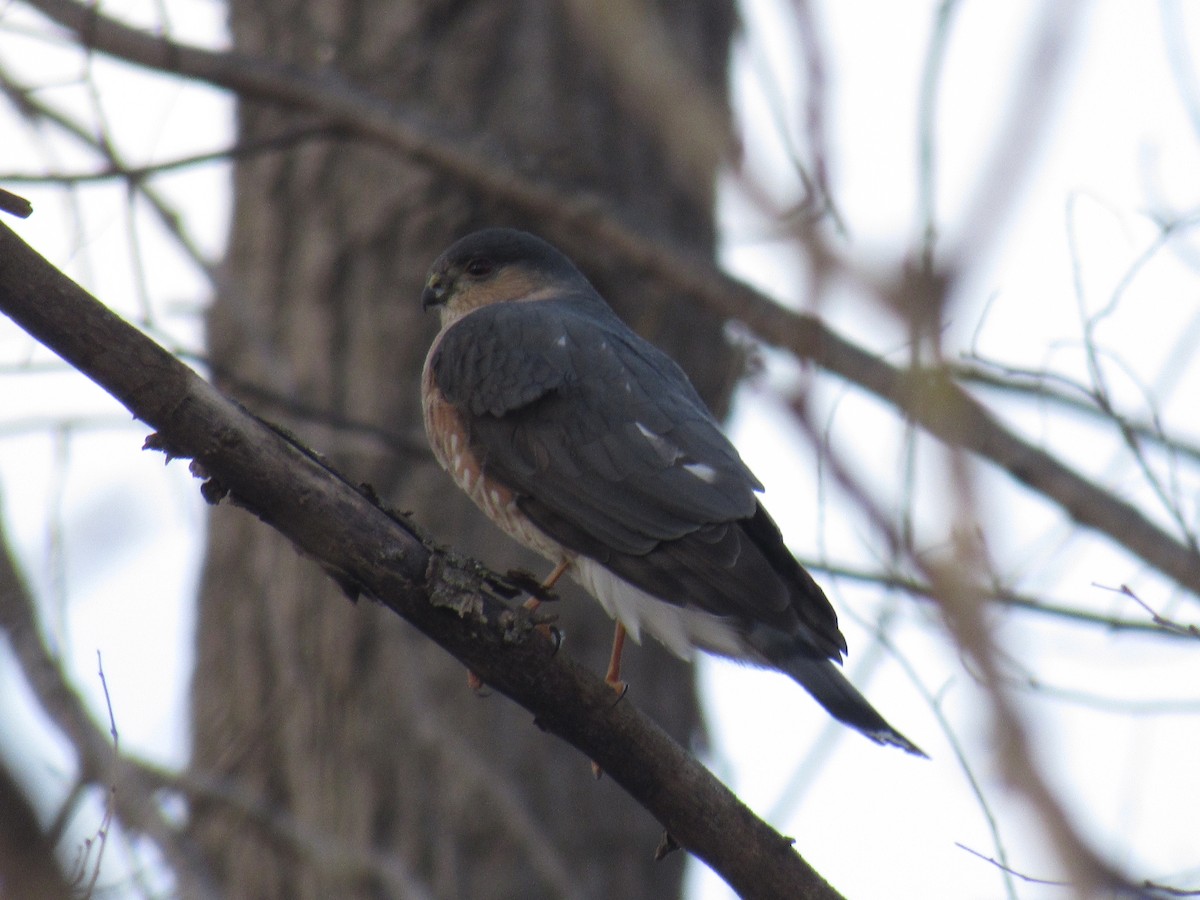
<box><xmin>421</xmin><ymin>228</ymin><xmax>923</xmax><ymax>755</ymax></box>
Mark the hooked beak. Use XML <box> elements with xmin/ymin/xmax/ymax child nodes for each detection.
<box><xmin>421</xmin><ymin>275</ymin><xmax>447</xmax><ymax>310</ymax></box>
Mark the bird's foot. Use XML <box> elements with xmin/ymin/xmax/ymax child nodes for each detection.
<box><xmin>517</xmin><ymin>596</ymin><xmax>561</xmax><ymax>647</ymax></box>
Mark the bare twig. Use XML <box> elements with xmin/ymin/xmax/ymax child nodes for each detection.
<box><xmin>70</xmin><ymin>653</ymin><xmax>117</xmax><ymax>898</ymax></box>
<box><xmin>954</xmin><ymin>357</ymin><xmax>1200</xmax><ymax>469</ymax></box>
<box><xmin>0</xmin><ymin>186</ymin><xmax>33</xmax><ymax>217</ymax></box>
<box><xmin>0</xmin><ymin>125</ymin><xmax>343</xmax><ymax>186</ymax></box>
<box><xmin>1097</xmin><ymin>583</ymin><xmax>1200</xmax><ymax>640</ymax></box>
<box><xmin>790</xmin><ymin>0</ymin><xmax>843</xmax><ymax>230</ymax></box>
<box><xmin>958</xmin><ymin>843</ymin><xmax>1200</xmax><ymax>897</ymax></box>
<box><xmin>957</xmin><ymin>842</ymin><xmax>1071</xmax><ymax>888</ymax></box>
<box><xmin>807</xmin><ymin>560</ymin><xmax>1200</xmax><ymax>639</ymax></box>
<box><xmin>0</xmin><ymin>57</ymin><xmax>215</xmax><ymax>280</ymax></box>
<box><xmin>914</xmin><ymin>0</ymin><xmax>964</xmax><ymax>269</ymax></box>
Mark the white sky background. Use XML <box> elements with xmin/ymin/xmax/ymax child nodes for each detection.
<box><xmin>1</xmin><ymin>1</ymin><xmax>1199</xmax><ymax>898</ymax></box>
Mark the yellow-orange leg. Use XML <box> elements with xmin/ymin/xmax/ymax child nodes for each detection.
<box><xmin>604</xmin><ymin>622</ymin><xmax>628</xmax><ymax>693</ymax></box>
<box><xmin>469</xmin><ymin>559</ymin><xmax>572</xmax><ymax>691</ymax></box>
<box><xmin>591</xmin><ymin>621</ymin><xmax>629</xmax><ymax>779</ymax></box>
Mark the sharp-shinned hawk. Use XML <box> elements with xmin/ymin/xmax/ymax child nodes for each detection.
<box><xmin>421</xmin><ymin>228</ymin><xmax>923</xmax><ymax>756</ymax></box>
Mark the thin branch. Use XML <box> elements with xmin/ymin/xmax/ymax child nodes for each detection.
<box><xmin>0</xmin><ymin>57</ymin><xmax>215</xmax><ymax>280</ymax></box>
<box><xmin>0</xmin><ymin>186</ymin><xmax>33</xmax><ymax>218</ymax></box>
<box><xmin>808</xmin><ymin>560</ymin><xmax>1200</xmax><ymax>639</ymax></box>
<box><xmin>901</xmin><ymin>669</ymin><xmax>1020</xmax><ymax>900</ymax></box>
<box><xmin>958</xmin><ymin>843</ymin><xmax>1200</xmax><ymax>897</ymax></box>
<box><xmin>0</xmin><ymin>125</ymin><xmax>343</xmax><ymax>186</ymax></box>
<box><xmin>956</xmin><ymin>843</ymin><xmax>1071</xmax><ymax>889</ymax></box>
<box><xmin>790</xmin><ymin>0</ymin><xmax>844</xmax><ymax>230</ymax></box>
<box><xmin>954</xmin><ymin>357</ymin><xmax>1200</xmax><ymax>469</ymax></box>
<box><xmin>1096</xmin><ymin>583</ymin><xmax>1200</xmax><ymax>639</ymax></box>
<box><xmin>914</xmin><ymin>0</ymin><xmax>964</xmax><ymax>270</ymax></box>
<box><xmin>72</xmin><ymin>652</ymin><xmax>117</xmax><ymax>898</ymax></box>
<box><xmin>1067</xmin><ymin>197</ymin><xmax>1200</xmax><ymax>556</ymax></box>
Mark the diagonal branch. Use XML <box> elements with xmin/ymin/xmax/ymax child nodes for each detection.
<box><xmin>0</xmin><ymin>221</ymin><xmax>842</xmax><ymax>899</ymax></box>
<box><xmin>20</xmin><ymin>0</ymin><xmax>1200</xmax><ymax>602</ymax></box>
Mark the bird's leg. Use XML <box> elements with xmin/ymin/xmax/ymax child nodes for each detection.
<box><xmin>604</xmin><ymin>622</ymin><xmax>628</xmax><ymax>694</ymax></box>
<box><xmin>520</xmin><ymin>561</ymin><xmax>566</xmax><ymax>652</ymax></box>
<box><xmin>590</xmin><ymin>622</ymin><xmax>629</xmax><ymax>779</ymax></box>
<box><xmin>470</xmin><ymin>559</ymin><xmax>571</xmax><ymax>692</ymax></box>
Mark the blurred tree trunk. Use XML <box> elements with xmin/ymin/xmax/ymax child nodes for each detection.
<box><xmin>186</xmin><ymin>2</ymin><xmax>738</xmax><ymax>898</ymax></box>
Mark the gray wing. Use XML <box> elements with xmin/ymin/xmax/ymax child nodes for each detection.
<box><xmin>433</xmin><ymin>296</ymin><xmax>844</xmax><ymax>656</ymax></box>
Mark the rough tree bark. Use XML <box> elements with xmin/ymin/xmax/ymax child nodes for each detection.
<box><xmin>187</xmin><ymin>2</ymin><xmax>739</xmax><ymax>898</ymax></box>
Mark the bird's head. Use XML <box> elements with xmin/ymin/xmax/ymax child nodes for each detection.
<box><xmin>421</xmin><ymin>228</ymin><xmax>589</xmax><ymax>327</ymax></box>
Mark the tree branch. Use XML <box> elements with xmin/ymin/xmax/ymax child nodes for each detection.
<box><xmin>0</xmin><ymin>222</ymin><xmax>841</xmax><ymax>898</ymax></box>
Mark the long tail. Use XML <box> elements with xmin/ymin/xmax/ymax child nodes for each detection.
<box><xmin>778</xmin><ymin>655</ymin><xmax>927</xmax><ymax>757</ymax></box>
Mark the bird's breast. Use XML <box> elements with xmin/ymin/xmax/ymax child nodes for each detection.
<box><xmin>421</xmin><ymin>344</ymin><xmax>571</xmax><ymax>565</ymax></box>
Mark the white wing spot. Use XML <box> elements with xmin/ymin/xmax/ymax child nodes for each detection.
<box><xmin>555</xmin><ymin>334</ymin><xmax>568</xmax><ymax>347</ymax></box>
<box><xmin>635</xmin><ymin>422</ymin><xmax>682</xmax><ymax>463</ymax></box>
<box><xmin>684</xmin><ymin>462</ymin><xmax>720</xmax><ymax>484</ymax></box>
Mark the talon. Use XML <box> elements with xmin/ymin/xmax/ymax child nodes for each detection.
<box><xmin>654</xmin><ymin>832</ymin><xmax>681</xmax><ymax>861</ymax></box>
<box><xmin>607</xmin><ymin>680</ymin><xmax>628</xmax><ymax>704</ymax></box>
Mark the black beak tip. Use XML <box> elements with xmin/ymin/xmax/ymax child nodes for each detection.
<box><xmin>420</xmin><ymin>285</ymin><xmax>440</xmax><ymax>311</ymax></box>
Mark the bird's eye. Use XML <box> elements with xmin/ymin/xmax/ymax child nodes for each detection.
<box><xmin>464</xmin><ymin>257</ymin><xmax>494</xmax><ymax>277</ymax></box>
